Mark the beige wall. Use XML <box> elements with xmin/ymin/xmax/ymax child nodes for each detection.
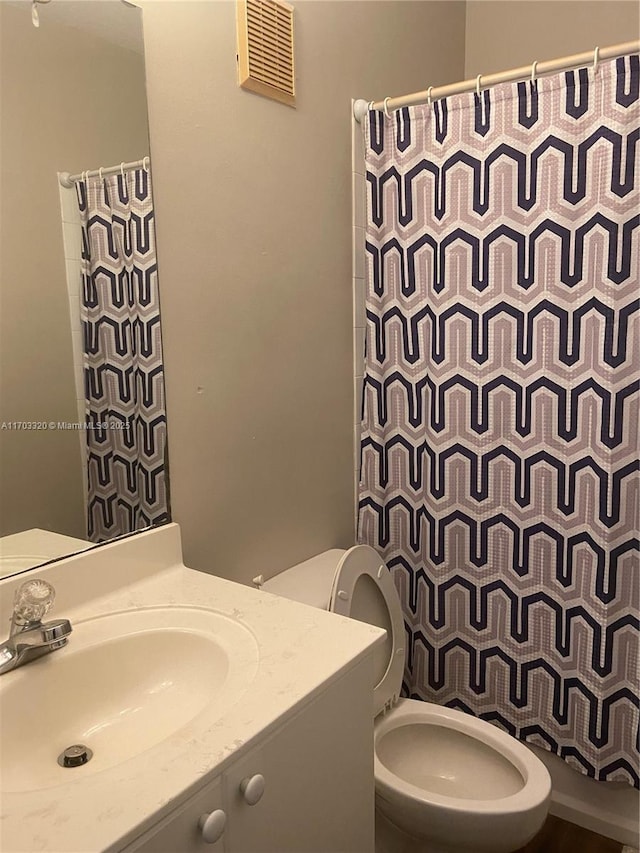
<box><xmin>0</xmin><ymin>3</ymin><xmax>149</xmax><ymax>538</ymax></box>
<box><xmin>142</xmin><ymin>1</ymin><xmax>466</xmax><ymax>583</ymax></box>
<box><xmin>465</xmin><ymin>0</ymin><xmax>639</xmax><ymax>76</ymax></box>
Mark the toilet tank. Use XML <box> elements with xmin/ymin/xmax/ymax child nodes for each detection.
<box><xmin>259</xmin><ymin>549</ymin><xmax>346</xmax><ymax>609</ymax></box>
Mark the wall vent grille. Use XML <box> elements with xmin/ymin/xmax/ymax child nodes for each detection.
<box><xmin>237</xmin><ymin>0</ymin><xmax>295</xmax><ymax>107</ymax></box>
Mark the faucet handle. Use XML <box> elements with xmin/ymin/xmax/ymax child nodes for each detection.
<box><xmin>13</xmin><ymin>579</ymin><xmax>56</xmax><ymax>624</ymax></box>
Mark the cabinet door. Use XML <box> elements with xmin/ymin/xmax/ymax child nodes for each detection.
<box><xmin>224</xmin><ymin>658</ymin><xmax>374</xmax><ymax>853</ymax></box>
<box><xmin>122</xmin><ymin>777</ymin><xmax>225</xmax><ymax>853</ymax></box>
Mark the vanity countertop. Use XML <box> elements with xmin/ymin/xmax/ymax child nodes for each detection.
<box><xmin>0</xmin><ymin>524</ymin><xmax>384</xmax><ymax>853</ymax></box>
<box><xmin>0</xmin><ymin>528</ymin><xmax>91</xmax><ymax>579</ymax></box>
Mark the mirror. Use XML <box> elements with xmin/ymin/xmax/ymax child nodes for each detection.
<box><xmin>0</xmin><ymin>0</ymin><xmax>168</xmax><ymax>579</ymax></box>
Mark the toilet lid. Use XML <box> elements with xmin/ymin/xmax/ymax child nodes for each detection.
<box><xmin>329</xmin><ymin>545</ymin><xmax>404</xmax><ymax>716</ymax></box>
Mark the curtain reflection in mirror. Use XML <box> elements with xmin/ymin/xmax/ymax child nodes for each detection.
<box><xmin>76</xmin><ymin>166</ymin><xmax>169</xmax><ymax>542</ymax></box>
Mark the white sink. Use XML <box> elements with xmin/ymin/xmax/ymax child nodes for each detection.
<box><xmin>0</xmin><ymin>606</ymin><xmax>259</xmax><ymax>793</ymax></box>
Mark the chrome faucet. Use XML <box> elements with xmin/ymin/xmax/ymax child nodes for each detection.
<box><xmin>0</xmin><ymin>579</ymin><xmax>72</xmax><ymax>675</ymax></box>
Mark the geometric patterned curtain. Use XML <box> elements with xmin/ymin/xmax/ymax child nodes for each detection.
<box><xmin>358</xmin><ymin>55</ymin><xmax>640</xmax><ymax>787</ymax></box>
<box><xmin>76</xmin><ymin>166</ymin><xmax>169</xmax><ymax>542</ymax></box>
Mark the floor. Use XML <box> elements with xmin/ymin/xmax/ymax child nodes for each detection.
<box><xmin>515</xmin><ymin>815</ymin><xmax>626</xmax><ymax>853</ymax></box>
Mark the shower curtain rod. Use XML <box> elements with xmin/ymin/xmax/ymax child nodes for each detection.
<box><xmin>353</xmin><ymin>39</ymin><xmax>640</xmax><ymax>122</ymax></box>
<box><xmin>58</xmin><ymin>156</ymin><xmax>150</xmax><ymax>188</ymax></box>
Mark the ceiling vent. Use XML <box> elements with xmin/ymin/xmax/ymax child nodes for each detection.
<box><xmin>236</xmin><ymin>0</ymin><xmax>295</xmax><ymax>107</ymax></box>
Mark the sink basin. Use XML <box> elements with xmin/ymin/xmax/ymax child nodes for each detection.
<box><xmin>0</xmin><ymin>606</ymin><xmax>259</xmax><ymax>793</ymax></box>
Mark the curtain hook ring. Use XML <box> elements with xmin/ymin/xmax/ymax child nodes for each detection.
<box><xmin>476</xmin><ymin>74</ymin><xmax>483</xmax><ymax>97</ymax></box>
<box><xmin>383</xmin><ymin>97</ymin><xmax>393</xmax><ymax>119</ymax></box>
<box><xmin>367</xmin><ymin>101</ymin><xmax>374</xmax><ymax>112</ymax></box>
<box><xmin>120</xmin><ymin>162</ymin><xmax>125</xmax><ymax>179</ymax></box>
<box><xmin>531</xmin><ymin>61</ymin><xmax>538</xmax><ymax>85</ymax></box>
<box><xmin>98</xmin><ymin>166</ymin><xmax>104</xmax><ymax>181</ymax></box>
<box><xmin>593</xmin><ymin>46</ymin><xmax>600</xmax><ymax>75</ymax></box>
<box><xmin>427</xmin><ymin>86</ymin><xmax>433</xmax><ymax>107</ymax></box>
<box><xmin>143</xmin><ymin>156</ymin><xmax>150</xmax><ymax>172</ymax></box>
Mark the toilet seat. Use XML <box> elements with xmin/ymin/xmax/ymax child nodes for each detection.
<box><xmin>329</xmin><ymin>545</ymin><xmax>405</xmax><ymax>716</ymax></box>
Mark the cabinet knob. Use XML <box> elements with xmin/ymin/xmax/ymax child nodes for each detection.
<box><xmin>239</xmin><ymin>773</ymin><xmax>266</xmax><ymax>805</ymax></box>
<box><xmin>198</xmin><ymin>809</ymin><xmax>226</xmax><ymax>844</ymax></box>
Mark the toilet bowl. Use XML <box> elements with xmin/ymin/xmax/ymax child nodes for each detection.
<box><xmin>374</xmin><ymin>700</ymin><xmax>550</xmax><ymax>853</ymax></box>
<box><xmin>259</xmin><ymin>546</ymin><xmax>551</xmax><ymax>853</ymax></box>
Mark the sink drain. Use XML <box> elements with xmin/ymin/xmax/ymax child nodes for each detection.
<box><xmin>58</xmin><ymin>744</ymin><xmax>93</xmax><ymax>768</ymax></box>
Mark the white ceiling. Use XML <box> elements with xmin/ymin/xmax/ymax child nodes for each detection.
<box><xmin>12</xmin><ymin>0</ymin><xmax>144</xmax><ymax>55</ymax></box>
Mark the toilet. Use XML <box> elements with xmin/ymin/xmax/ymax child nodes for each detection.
<box><xmin>260</xmin><ymin>545</ymin><xmax>551</xmax><ymax>853</ymax></box>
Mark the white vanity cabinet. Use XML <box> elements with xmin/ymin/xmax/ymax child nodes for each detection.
<box><xmin>125</xmin><ymin>777</ymin><xmax>225</xmax><ymax>853</ymax></box>
<box><xmin>0</xmin><ymin>526</ymin><xmax>384</xmax><ymax>853</ymax></box>
<box><xmin>122</xmin><ymin>658</ymin><xmax>374</xmax><ymax>853</ymax></box>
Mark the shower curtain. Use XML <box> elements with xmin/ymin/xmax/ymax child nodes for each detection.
<box><xmin>358</xmin><ymin>55</ymin><xmax>640</xmax><ymax>786</ymax></box>
<box><xmin>76</xmin><ymin>166</ymin><xmax>169</xmax><ymax>542</ymax></box>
